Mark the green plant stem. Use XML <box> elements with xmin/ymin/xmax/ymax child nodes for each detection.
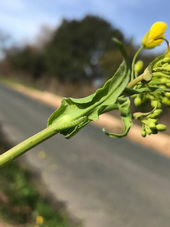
<box><xmin>131</xmin><ymin>45</ymin><xmax>144</xmax><ymax>81</ymax></box>
<box><xmin>0</xmin><ymin>124</ymin><xmax>60</xmax><ymax>168</ymax></box>
<box><xmin>127</xmin><ymin>74</ymin><xmax>143</xmax><ymax>88</ymax></box>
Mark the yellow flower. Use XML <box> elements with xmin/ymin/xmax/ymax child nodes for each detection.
<box><xmin>142</xmin><ymin>22</ymin><xmax>167</xmax><ymax>49</ymax></box>
<box><xmin>36</xmin><ymin>216</ymin><xmax>44</xmax><ymax>225</ymax></box>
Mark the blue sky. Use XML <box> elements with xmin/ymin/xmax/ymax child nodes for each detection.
<box><xmin>0</xmin><ymin>0</ymin><xmax>170</xmax><ymax>53</ymax></box>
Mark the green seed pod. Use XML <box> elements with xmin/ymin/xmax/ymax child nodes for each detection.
<box><xmin>156</xmin><ymin>124</ymin><xmax>167</xmax><ymax>131</ymax></box>
<box><xmin>134</xmin><ymin>97</ymin><xmax>142</xmax><ymax>107</ymax></box>
<box><xmin>162</xmin><ymin>97</ymin><xmax>170</xmax><ymax>106</ymax></box>
<box><xmin>166</xmin><ymin>82</ymin><xmax>170</xmax><ymax>87</ymax></box>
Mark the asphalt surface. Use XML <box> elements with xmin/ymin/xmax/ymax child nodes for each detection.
<box><xmin>0</xmin><ymin>84</ymin><xmax>170</xmax><ymax>227</ymax></box>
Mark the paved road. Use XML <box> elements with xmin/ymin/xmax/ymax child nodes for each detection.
<box><xmin>1</xmin><ymin>84</ymin><xmax>170</xmax><ymax>227</ymax></box>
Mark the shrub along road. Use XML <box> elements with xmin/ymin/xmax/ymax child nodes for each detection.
<box><xmin>1</xmin><ymin>84</ymin><xmax>170</xmax><ymax>227</ymax></box>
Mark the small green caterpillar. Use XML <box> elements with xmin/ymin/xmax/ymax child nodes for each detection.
<box><xmin>56</xmin><ymin>116</ymin><xmax>88</xmax><ymax>131</ymax></box>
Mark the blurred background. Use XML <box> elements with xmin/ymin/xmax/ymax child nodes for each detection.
<box><xmin>0</xmin><ymin>0</ymin><xmax>170</xmax><ymax>97</ymax></box>
<box><xmin>1</xmin><ymin>1</ymin><xmax>170</xmax><ymax>227</ymax></box>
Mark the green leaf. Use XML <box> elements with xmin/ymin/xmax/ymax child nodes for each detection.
<box><xmin>103</xmin><ymin>97</ymin><xmax>133</xmax><ymax>138</ymax></box>
<box><xmin>47</xmin><ymin>39</ymin><xmax>131</xmax><ymax>138</ymax></box>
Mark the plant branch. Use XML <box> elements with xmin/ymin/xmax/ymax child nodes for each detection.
<box><xmin>131</xmin><ymin>45</ymin><xmax>144</xmax><ymax>81</ymax></box>
<box><xmin>0</xmin><ymin>123</ymin><xmax>60</xmax><ymax>168</ymax></box>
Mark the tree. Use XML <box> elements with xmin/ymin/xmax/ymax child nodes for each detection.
<box><xmin>44</xmin><ymin>15</ymin><xmax>125</xmax><ymax>83</ymax></box>
<box><xmin>7</xmin><ymin>45</ymin><xmax>46</xmax><ymax>81</ymax></box>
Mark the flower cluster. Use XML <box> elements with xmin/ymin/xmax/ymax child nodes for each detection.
<box><xmin>133</xmin><ymin>109</ymin><xmax>166</xmax><ymax>137</ymax></box>
<box><xmin>131</xmin><ymin>21</ymin><xmax>170</xmax><ymax>136</ymax></box>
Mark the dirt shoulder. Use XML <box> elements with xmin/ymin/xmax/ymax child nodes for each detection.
<box><xmin>7</xmin><ymin>83</ymin><xmax>170</xmax><ymax>159</ymax></box>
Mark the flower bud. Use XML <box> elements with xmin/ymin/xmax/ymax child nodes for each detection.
<box><xmin>134</xmin><ymin>97</ymin><xmax>142</xmax><ymax>106</ymax></box>
<box><xmin>134</xmin><ymin>60</ymin><xmax>143</xmax><ymax>73</ymax></box>
<box><xmin>148</xmin><ymin>121</ymin><xmax>156</xmax><ymax>130</ymax></box>
<box><xmin>150</xmin><ymin>109</ymin><xmax>162</xmax><ymax>118</ymax></box>
<box><xmin>142</xmin><ymin>22</ymin><xmax>167</xmax><ymax>49</ymax></box>
<box><xmin>162</xmin><ymin>56</ymin><xmax>170</xmax><ymax>62</ymax></box>
<box><xmin>160</xmin><ymin>78</ymin><xmax>168</xmax><ymax>83</ymax></box>
<box><xmin>141</xmin><ymin>130</ymin><xmax>146</xmax><ymax>137</ymax></box>
<box><xmin>159</xmin><ymin>85</ymin><xmax>166</xmax><ymax>89</ymax></box>
<box><xmin>162</xmin><ymin>97</ymin><xmax>170</xmax><ymax>106</ymax></box>
<box><xmin>165</xmin><ymin>92</ymin><xmax>170</xmax><ymax>98</ymax></box>
<box><xmin>145</xmin><ymin>126</ymin><xmax>152</xmax><ymax>135</ymax></box>
<box><xmin>156</xmin><ymin>124</ymin><xmax>167</xmax><ymax>131</ymax></box>
<box><xmin>151</xmin><ymin>100</ymin><xmax>161</xmax><ymax>108</ymax></box>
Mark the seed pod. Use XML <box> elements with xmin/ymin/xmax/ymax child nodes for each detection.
<box><xmin>166</xmin><ymin>82</ymin><xmax>170</xmax><ymax>87</ymax></box>
<box><xmin>156</xmin><ymin>124</ymin><xmax>167</xmax><ymax>131</ymax></box>
<box><xmin>134</xmin><ymin>96</ymin><xmax>142</xmax><ymax>107</ymax></box>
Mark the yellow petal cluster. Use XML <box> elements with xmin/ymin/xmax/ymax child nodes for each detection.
<box><xmin>142</xmin><ymin>22</ymin><xmax>167</xmax><ymax>49</ymax></box>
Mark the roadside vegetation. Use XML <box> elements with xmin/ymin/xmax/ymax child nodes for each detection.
<box><xmin>0</xmin><ymin>135</ymin><xmax>81</xmax><ymax>227</ymax></box>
